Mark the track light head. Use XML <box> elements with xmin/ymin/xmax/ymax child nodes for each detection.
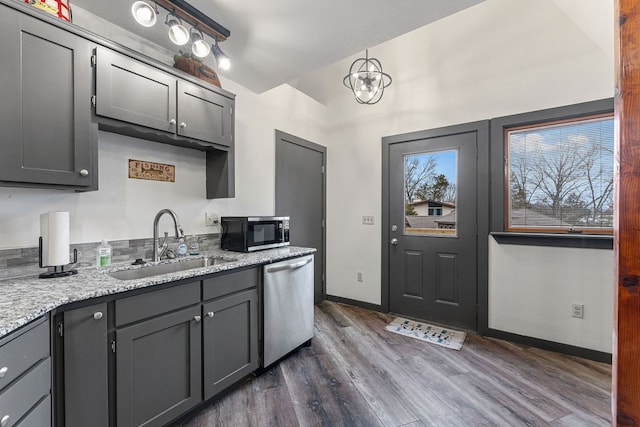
<box><xmin>212</xmin><ymin>40</ymin><xmax>231</xmax><ymax>70</ymax></box>
<box><xmin>131</xmin><ymin>1</ymin><xmax>157</xmax><ymax>27</ymax></box>
<box><xmin>165</xmin><ymin>11</ymin><xmax>189</xmax><ymax>46</ymax></box>
<box><xmin>190</xmin><ymin>27</ymin><xmax>211</xmax><ymax>58</ymax></box>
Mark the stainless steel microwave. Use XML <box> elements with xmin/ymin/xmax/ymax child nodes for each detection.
<box><xmin>220</xmin><ymin>216</ymin><xmax>290</xmax><ymax>252</ymax></box>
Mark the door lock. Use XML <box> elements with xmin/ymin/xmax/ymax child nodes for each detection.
<box><xmin>390</xmin><ymin>238</ymin><xmax>398</xmax><ymax>245</ymax></box>
<box><xmin>391</xmin><ymin>225</ymin><xmax>398</xmax><ymax>232</ymax></box>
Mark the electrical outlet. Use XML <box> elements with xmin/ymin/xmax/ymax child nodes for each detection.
<box><xmin>357</xmin><ymin>272</ymin><xmax>364</xmax><ymax>283</ymax></box>
<box><xmin>362</xmin><ymin>215</ymin><xmax>375</xmax><ymax>225</ymax></box>
<box><xmin>571</xmin><ymin>304</ymin><xmax>584</xmax><ymax>319</ymax></box>
<box><xmin>205</xmin><ymin>212</ymin><xmax>219</xmax><ymax>227</ymax></box>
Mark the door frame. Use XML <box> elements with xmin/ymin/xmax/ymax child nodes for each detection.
<box><xmin>381</xmin><ymin>121</ymin><xmax>490</xmax><ymax>333</ymax></box>
<box><xmin>274</xmin><ymin>129</ymin><xmax>327</xmax><ymax>301</ymax></box>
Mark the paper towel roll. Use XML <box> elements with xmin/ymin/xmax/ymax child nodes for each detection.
<box><xmin>40</xmin><ymin>211</ymin><xmax>70</xmax><ymax>267</ymax></box>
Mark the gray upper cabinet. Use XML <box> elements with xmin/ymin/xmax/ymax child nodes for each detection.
<box><xmin>95</xmin><ymin>46</ymin><xmax>234</xmax><ymax>149</ymax></box>
<box><xmin>0</xmin><ymin>5</ymin><xmax>95</xmax><ymax>190</ymax></box>
<box><xmin>177</xmin><ymin>80</ymin><xmax>233</xmax><ymax>147</ymax></box>
<box><xmin>95</xmin><ymin>46</ymin><xmax>177</xmax><ymax>134</ymax></box>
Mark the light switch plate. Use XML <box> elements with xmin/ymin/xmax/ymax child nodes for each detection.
<box><xmin>362</xmin><ymin>215</ymin><xmax>374</xmax><ymax>225</ymax></box>
<box><xmin>205</xmin><ymin>212</ymin><xmax>219</xmax><ymax>227</ymax></box>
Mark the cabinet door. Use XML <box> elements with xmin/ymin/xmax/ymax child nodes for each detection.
<box><xmin>96</xmin><ymin>46</ymin><xmax>177</xmax><ymax>134</ymax></box>
<box><xmin>177</xmin><ymin>80</ymin><xmax>234</xmax><ymax>147</ymax></box>
<box><xmin>0</xmin><ymin>7</ymin><xmax>94</xmax><ymax>188</ymax></box>
<box><xmin>116</xmin><ymin>305</ymin><xmax>202</xmax><ymax>427</ymax></box>
<box><xmin>62</xmin><ymin>303</ymin><xmax>108</xmax><ymax>427</ymax></box>
<box><xmin>203</xmin><ymin>288</ymin><xmax>258</xmax><ymax>399</ymax></box>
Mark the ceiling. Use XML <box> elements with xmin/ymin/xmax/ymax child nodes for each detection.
<box><xmin>70</xmin><ymin>0</ymin><xmax>485</xmax><ymax>95</ymax></box>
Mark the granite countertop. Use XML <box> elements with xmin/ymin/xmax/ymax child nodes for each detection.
<box><xmin>0</xmin><ymin>246</ymin><xmax>315</xmax><ymax>338</ymax></box>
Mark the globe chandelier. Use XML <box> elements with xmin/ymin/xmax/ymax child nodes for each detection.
<box><xmin>343</xmin><ymin>49</ymin><xmax>392</xmax><ymax>105</ymax></box>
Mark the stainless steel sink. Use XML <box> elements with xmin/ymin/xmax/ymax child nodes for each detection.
<box><xmin>107</xmin><ymin>257</ymin><xmax>233</xmax><ymax>281</ymax></box>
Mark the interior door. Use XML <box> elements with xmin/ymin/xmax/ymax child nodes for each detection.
<box><xmin>275</xmin><ymin>130</ymin><xmax>326</xmax><ymax>303</ymax></box>
<box><xmin>387</xmin><ymin>128</ymin><xmax>478</xmax><ymax>330</ymax></box>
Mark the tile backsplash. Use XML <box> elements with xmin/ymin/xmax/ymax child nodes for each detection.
<box><xmin>0</xmin><ymin>233</ymin><xmax>220</xmax><ymax>280</ymax></box>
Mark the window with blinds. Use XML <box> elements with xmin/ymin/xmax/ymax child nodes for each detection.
<box><xmin>505</xmin><ymin>113</ymin><xmax>614</xmax><ymax>234</ymax></box>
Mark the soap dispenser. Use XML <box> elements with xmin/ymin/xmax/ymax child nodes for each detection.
<box><xmin>175</xmin><ymin>238</ymin><xmax>188</xmax><ymax>257</ymax></box>
<box><xmin>189</xmin><ymin>236</ymin><xmax>200</xmax><ymax>256</ymax></box>
<box><xmin>96</xmin><ymin>239</ymin><xmax>112</xmax><ymax>269</ymax></box>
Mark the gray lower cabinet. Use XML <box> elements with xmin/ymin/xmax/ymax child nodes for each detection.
<box><xmin>116</xmin><ymin>305</ymin><xmax>202</xmax><ymax>427</ymax></box>
<box><xmin>50</xmin><ymin>267</ymin><xmax>261</xmax><ymax>426</ymax></box>
<box><xmin>0</xmin><ymin>4</ymin><xmax>95</xmax><ymax>190</ymax></box>
<box><xmin>59</xmin><ymin>303</ymin><xmax>108</xmax><ymax>427</ymax></box>
<box><xmin>0</xmin><ymin>317</ymin><xmax>51</xmax><ymax>427</ymax></box>
<box><xmin>203</xmin><ymin>288</ymin><xmax>259</xmax><ymax>399</ymax></box>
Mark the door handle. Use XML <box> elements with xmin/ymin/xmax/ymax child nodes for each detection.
<box><xmin>390</xmin><ymin>238</ymin><xmax>398</xmax><ymax>245</ymax></box>
<box><xmin>265</xmin><ymin>257</ymin><xmax>312</xmax><ymax>273</ymax></box>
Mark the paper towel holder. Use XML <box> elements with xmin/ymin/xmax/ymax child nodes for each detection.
<box><xmin>38</xmin><ymin>236</ymin><xmax>78</xmax><ymax>279</ymax></box>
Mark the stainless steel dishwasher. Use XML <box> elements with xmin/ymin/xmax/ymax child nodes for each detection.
<box><xmin>262</xmin><ymin>254</ymin><xmax>314</xmax><ymax>367</ymax></box>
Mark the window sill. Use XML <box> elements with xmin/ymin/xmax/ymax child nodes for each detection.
<box><xmin>490</xmin><ymin>232</ymin><xmax>613</xmax><ymax>249</ymax></box>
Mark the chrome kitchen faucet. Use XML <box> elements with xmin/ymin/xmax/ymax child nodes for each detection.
<box><xmin>152</xmin><ymin>209</ymin><xmax>185</xmax><ymax>262</ymax></box>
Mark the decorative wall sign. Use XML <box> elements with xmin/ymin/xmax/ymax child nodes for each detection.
<box><xmin>128</xmin><ymin>159</ymin><xmax>175</xmax><ymax>182</ymax></box>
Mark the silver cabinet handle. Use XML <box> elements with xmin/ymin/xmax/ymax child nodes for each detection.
<box><xmin>93</xmin><ymin>312</ymin><xmax>103</xmax><ymax>320</ymax></box>
<box><xmin>169</xmin><ymin>119</ymin><xmax>176</xmax><ymax>125</ymax></box>
<box><xmin>79</xmin><ymin>169</ymin><xmax>89</xmax><ymax>177</ymax></box>
<box><xmin>1</xmin><ymin>415</ymin><xmax>9</xmax><ymax>427</ymax></box>
<box><xmin>193</xmin><ymin>315</ymin><xmax>201</xmax><ymax>322</ymax></box>
<box><xmin>0</xmin><ymin>367</ymin><xmax>7</xmax><ymax>379</ymax></box>
<box><xmin>207</xmin><ymin>311</ymin><xmax>214</xmax><ymax>318</ymax></box>
<box><xmin>179</xmin><ymin>122</ymin><xmax>187</xmax><ymax>128</ymax></box>
<box><xmin>390</xmin><ymin>238</ymin><xmax>398</xmax><ymax>245</ymax></box>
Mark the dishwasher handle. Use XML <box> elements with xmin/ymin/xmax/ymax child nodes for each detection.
<box><xmin>265</xmin><ymin>257</ymin><xmax>312</xmax><ymax>273</ymax></box>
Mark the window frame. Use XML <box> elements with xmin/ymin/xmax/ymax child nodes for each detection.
<box><xmin>503</xmin><ymin>112</ymin><xmax>614</xmax><ymax>235</ymax></box>
<box><xmin>489</xmin><ymin>98</ymin><xmax>614</xmax><ymax>248</ymax></box>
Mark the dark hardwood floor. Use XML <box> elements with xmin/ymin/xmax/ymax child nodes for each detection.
<box><xmin>179</xmin><ymin>301</ymin><xmax>611</xmax><ymax>426</ymax></box>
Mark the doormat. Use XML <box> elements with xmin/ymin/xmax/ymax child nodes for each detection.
<box><xmin>385</xmin><ymin>317</ymin><xmax>466</xmax><ymax>350</ymax></box>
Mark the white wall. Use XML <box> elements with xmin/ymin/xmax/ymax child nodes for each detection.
<box><xmin>316</xmin><ymin>0</ymin><xmax>614</xmax><ymax>351</ymax></box>
<box><xmin>489</xmin><ymin>237</ymin><xmax>613</xmax><ymax>353</ymax></box>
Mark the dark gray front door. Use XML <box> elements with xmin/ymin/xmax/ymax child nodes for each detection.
<box><xmin>387</xmin><ymin>127</ymin><xmax>478</xmax><ymax>330</ymax></box>
<box><xmin>275</xmin><ymin>130</ymin><xmax>326</xmax><ymax>303</ymax></box>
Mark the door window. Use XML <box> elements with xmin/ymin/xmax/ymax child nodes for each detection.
<box><xmin>404</xmin><ymin>150</ymin><xmax>458</xmax><ymax>236</ymax></box>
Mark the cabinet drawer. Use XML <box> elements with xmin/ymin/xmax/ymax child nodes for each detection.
<box><xmin>16</xmin><ymin>395</ymin><xmax>50</xmax><ymax>427</ymax></box>
<box><xmin>0</xmin><ymin>319</ymin><xmax>49</xmax><ymax>391</ymax></box>
<box><xmin>203</xmin><ymin>268</ymin><xmax>258</xmax><ymax>301</ymax></box>
<box><xmin>115</xmin><ymin>281</ymin><xmax>200</xmax><ymax>326</ymax></box>
<box><xmin>0</xmin><ymin>358</ymin><xmax>50</xmax><ymax>427</ymax></box>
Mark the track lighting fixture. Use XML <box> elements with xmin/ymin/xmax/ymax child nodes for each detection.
<box><xmin>131</xmin><ymin>0</ymin><xmax>231</xmax><ymax>71</ymax></box>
